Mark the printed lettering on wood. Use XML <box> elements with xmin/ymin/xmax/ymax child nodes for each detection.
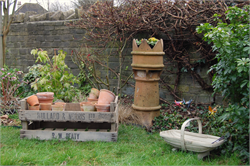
<box><xmin>19</xmin><ymin>111</ymin><xmax>115</xmax><ymax>122</ymax></box>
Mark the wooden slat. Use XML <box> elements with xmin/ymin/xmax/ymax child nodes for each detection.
<box><xmin>19</xmin><ymin>111</ymin><xmax>116</xmax><ymax>123</ymax></box>
<box><xmin>110</xmin><ymin>96</ymin><xmax>118</xmax><ymax>112</ymax></box>
<box><xmin>20</xmin><ymin>129</ymin><xmax>118</xmax><ymax>142</ymax></box>
<box><xmin>20</xmin><ymin>99</ymin><xmax>27</xmax><ymax>110</ymax></box>
<box><xmin>21</xmin><ymin>121</ymin><xmax>28</xmax><ymax>130</ymax></box>
<box><xmin>111</xmin><ymin>104</ymin><xmax>119</xmax><ymax>132</ymax></box>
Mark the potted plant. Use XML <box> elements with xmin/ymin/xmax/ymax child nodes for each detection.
<box><xmin>131</xmin><ymin>37</ymin><xmax>165</xmax><ymax>128</ymax></box>
<box><xmin>30</xmin><ymin>49</ymin><xmax>81</xmax><ymax>102</ymax></box>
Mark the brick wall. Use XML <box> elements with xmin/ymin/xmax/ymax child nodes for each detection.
<box><xmin>6</xmin><ymin>20</ymin><xmax>222</xmax><ymax>104</ymax></box>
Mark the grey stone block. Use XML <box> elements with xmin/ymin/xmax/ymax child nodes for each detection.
<box><xmin>122</xmin><ymin>86</ymin><xmax>134</xmax><ymax>96</ymax></box>
<box><xmin>66</xmin><ymin>13</ymin><xmax>76</xmax><ymax>20</ymax></box>
<box><xmin>37</xmin><ymin>30</ymin><xmax>50</xmax><ymax>35</ymax></box>
<box><xmin>44</xmin><ymin>36</ymin><xmax>54</xmax><ymax>42</ymax></box>
<box><xmin>36</xmin><ymin>35</ymin><xmax>45</xmax><ymax>42</ymax></box>
<box><xmin>44</xmin><ymin>26</ymin><xmax>54</xmax><ymax>31</ymax></box>
<box><xmin>50</xmin><ymin>11</ymin><xmax>65</xmax><ymax>21</ymax></box>
<box><xmin>59</xmin><ymin>42</ymin><xmax>71</xmax><ymax>48</ymax></box>
<box><xmin>24</xmin><ymin>11</ymin><xmax>37</xmax><ymax>22</ymax></box>
<box><xmin>60</xmin><ymin>34</ymin><xmax>73</xmax><ymax>41</ymax></box>
<box><xmin>13</xmin><ymin>13</ymin><xmax>25</xmax><ymax>23</ymax></box>
<box><xmin>19</xmin><ymin>48</ymin><xmax>29</xmax><ymax>55</ymax></box>
<box><xmin>63</xmin><ymin>9</ymin><xmax>75</xmax><ymax>18</ymax></box>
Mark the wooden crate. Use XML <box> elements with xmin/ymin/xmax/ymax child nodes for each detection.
<box><xmin>19</xmin><ymin>96</ymin><xmax>119</xmax><ymax>142</ymax></box>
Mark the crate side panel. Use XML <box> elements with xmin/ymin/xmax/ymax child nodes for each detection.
<box><xmin>20</xmin><ymin>129</ymin><xmax>118</xmax><ymax>142</ymax></box>
<box><xmin>19</xmin><ymin>111</ymin><xmax>115</xmax><ymax>123</ymax></box>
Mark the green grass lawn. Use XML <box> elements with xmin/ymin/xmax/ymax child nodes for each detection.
<box><xmin>0</xmin><ymin>124</ymin><xmax>242</xmax><ymax>165</ymax></box>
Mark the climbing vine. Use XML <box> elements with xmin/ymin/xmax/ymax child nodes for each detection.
<box><xmin>68</xmin><ymin>0</ymin><xmax>248</xmax><ymax>101</ymax></box>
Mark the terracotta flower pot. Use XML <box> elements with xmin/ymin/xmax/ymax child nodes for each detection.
<box><xmin>37</xmin><ymin>92</ymin><xmax>54</xmax><ymax>104</ymax></box>
<box><xmin>80</xmin><ymin>101</ymin><xmax>91</xmax><ymax>111</ymax></box>
<box><xmin>98</xmin><ymin>89</ymin><xmax>115</xmax><ymax>104</ymax></box>
<box><xmin>89</xmin><ymin>93</ymin><xmax>98</xmax><ymax>99</ymax></box>
<box><xmin>90</xmin><ymin>88</ymin><xmax>100</xmax><ymax>97</ymax></box>
<box><xmin>54</xmin><ymin>102</ymin><xmax>66</xmax><ymax>106</ymax></box>
<box><xmin>26</xmin><ymin>95</ymin><xmax>39</xmax><ymax>106</ymax></box>
<box><xmin>81</xmin><ymin>102</ymin><xmax>96</xmax><ymax>112</ymax></box>
<box><xmin>95</xmin><ymin>104</ymin><xmax>110</xmax><ymax>112</ymax></box>
<box><xmin>52</xmin><ymin>104</ymin><xmax>64</xmax><ymax>111</ymax></box>
<box><xmin>87</xmin><ymin>98</ymin><xmax>98</xmax><ymax>105</ymax></box>
<box><xmin>28</xmin><ymin>105</ymin><xmax>40</xmax><ymax>111</ymax></box>
<box><xmin>40</xmin><ymin>103</ymin><xmax>52</xmax><ymax>111</ymax></box>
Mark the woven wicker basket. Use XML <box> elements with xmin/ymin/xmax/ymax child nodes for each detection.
<box><xmin>160</xmin><ymin>118</ymin><xmax>225</xmax><ymax>153</ymax></box>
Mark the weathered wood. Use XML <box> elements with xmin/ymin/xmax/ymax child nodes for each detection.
<box><xmin>19</xmin><ymin>96</ymin><xmax>119</xmax><ymax>142</ymax></box>
<box><xmin>198</xmin><ymin>151</ymin><xmax>210</xmax><ymax>160</ymax></box>
<box><xmin>111</xmin><ymin>104</ymin><xmax>119</xmax><ymax>132</ymax></box>
<box><xmin>20</xmin><ymin>129</ymin><xmax>118</xmax><ymax>142</ymax></box>
<box><xmin>19</xmin><ymin>111</ymin><xmax>116</xmax><ymax>123</ymax></box>
<box><xmin>110</xmin><ymin>96</ymin><xmax>118</xmax><ymax>112</ymax></box>
<box><xmin>65</xmin><ymin>103</ymin><xmax>81</xmax><ymax>111</ymax></box>
<box><xmin>21</xmin><ymin>121</ymin><xmax>28</xmax><ymax>130</ymax></box>
<box><xmin>20</xmin><ymin>99</ymin><xmax>27</xmax><ymax>110</ymax></box>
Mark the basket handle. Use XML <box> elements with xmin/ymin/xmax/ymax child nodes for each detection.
<box><xmin>180</xmin><ymin>118</ymin><xmax>202</xmax><ymax>151</ymax></box>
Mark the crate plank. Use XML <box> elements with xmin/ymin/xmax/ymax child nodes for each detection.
<box><xmin>19</xmin><ymin>111</ymin><xmax>116</xmax><ymax>123</ymax></box>
<box><xmin>110</xmin><ymin>96</ymin><xmax>118</xmax><ymax>112</ymax></box>
<box><xmin>20</xmin><ymin>129</ymin><xmax>117</xmax><ymax>142</ymax></box>
<box><xmin>111</xmin><ymin>104</ymin><xmax>119</xmax><ymax>132</ymax></box>
<box><xmin>21</xmin><ymin>121</ymin><xmax>28</xmax><ymax>130</ymax></box>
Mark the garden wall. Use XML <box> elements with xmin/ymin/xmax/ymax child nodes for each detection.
<box><xmin>5</xmin><ymin>16</ymin><xmax>223</xmax><ymax>104</ymax></box>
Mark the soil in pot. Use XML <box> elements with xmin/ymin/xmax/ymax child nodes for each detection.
<box><xmin>26</xmin><ymin>95</ymin><xmax>39</xmax><ymax>106</ymax></box>
<box><xmin>98</xmin><ymin>89</ymin><xmax>115</xmax><ymax>104</ymax></box>
<box><xmin>40</xmin><ymin>103</ymin><xmax>52</xmax><ymax>111</ymax></box>
<box><xmin>95</xmin><ymin>104</ymin><xmax>110</xmax><ymax>112</ymax></box>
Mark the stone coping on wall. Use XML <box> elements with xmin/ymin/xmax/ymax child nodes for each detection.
<box><xmin>13</xmin><ymin>8</ymin><xmax>84</xmax><ymax>23</ymax></box>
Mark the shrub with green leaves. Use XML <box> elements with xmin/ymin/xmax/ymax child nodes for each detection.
<box><xmin>195</xmin><ymin>6</ymin><xmax>249</xmax><ymax>162</ymax></box>
<box><xmin>30</xmin><ymin>49</ymin><xmax>81</xmax><ymax>102</ymax></box>
<box><xmin>196</xmin><ymin>6</ymin><xmax>250</xmax><ymax>106</ymax></box>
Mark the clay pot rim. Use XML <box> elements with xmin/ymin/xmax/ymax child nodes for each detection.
<box><xmin>37</xmin><ymin>92</ymin><xmax>54</xmax><ymax>95</ymax></box>
<box><xmin>26</xmin><ymin>95</ymin><xmax>39</xmax><ymax>106</ymax></box>
<box><xmin>52</xmin><ymin>104</ymin><xmax>64</xmax><ymax>107</ymax></box>
<box><xmin>95</xmin><ymin>103</ymin><xmax>110</xmax><ymax>107</ymax></box>
<box><xmin>40</xmin><ymin>103</ymin><xmax>52</xmax><ymax>105</ymax></box>
<box><xmin>87</xmin><ymin>98</ymin><xmax>98</xmax><ymax>101</ymax></box>
<box><xmin>80</xmin><ymin>101</ymin><xmax>92</xmax><ymax>105</ymax></box>
<box><xmin>100</xmin><ymin>89</ymin><xmax>115</xmax><ymax>97</ymax></box>
<box><xmin>37</xmin><ymin>97</ymin><xmax>54</xmax><ymax>100</ymax></box>
<box><xmin>54</xmin><ymin>102</ymin><xmax>66</xmax><ymax>105</ymax></box>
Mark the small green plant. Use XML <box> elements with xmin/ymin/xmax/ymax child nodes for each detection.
<box><xmin>18</xmin><ymin>64</ymin><xmax>42</xmax><ymax>98</ymax></box>
<box><xmin>30</xmin><ymin>49</ymin><xmax>81</xmax><ymax>102</ymax></box>
<box><xmin>0</xmin><ymin>66</ymin><xmax>26</xmax><ymax>115</ymax></box>
<box><xmin>136</xmin><ymin>37</ymin><xmax>159</xmax><ymax>46</ymax></box>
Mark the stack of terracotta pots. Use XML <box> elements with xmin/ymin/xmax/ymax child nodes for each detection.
<box><xmin>95</xmin><ymin>89</ymin><xmax>115</xmax><ymax>112</ymax></box>
<box><xmin>80</xmin><ymin>88</ymin><xmax>115</xmax><ymax>112</ymax></box>
<box><xmin>27</xmin><ymin>92</ymin><xmax>60</xmax><ymax>111</ymax></box>
<box><xmin>27</xmin><ymin>95</ymin><xmax>40</xmax><ymax>110</ymax></box>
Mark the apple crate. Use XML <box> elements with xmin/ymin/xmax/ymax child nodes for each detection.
<box><xmin>18</xmin><ymin>96</ymin><xmax>119</xmax><ymax>142</ymax></box>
